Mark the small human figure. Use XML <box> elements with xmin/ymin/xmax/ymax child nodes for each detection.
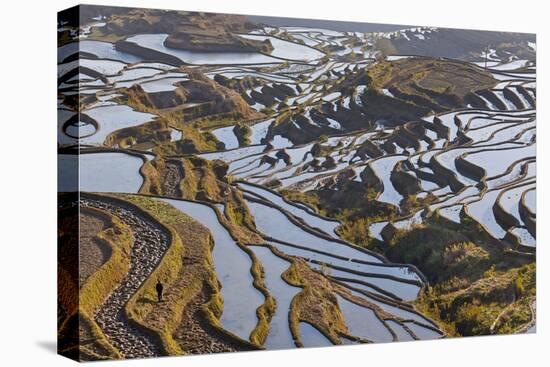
<box><xmin>155</xmin><ymin>279</ymin><xmax>164</xmax><ymax>302</ymax></box>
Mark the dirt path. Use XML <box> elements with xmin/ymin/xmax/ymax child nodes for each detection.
<box><xmin>81</xmin><ymin>197</ymin><xmax>169</xmax><ymax>359</ymax></box>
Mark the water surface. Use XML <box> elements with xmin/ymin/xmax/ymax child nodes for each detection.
<box><xmin>250</xmin><ymin>246</ymin><xmax>300</xmax><ymax>349</ymax></box>
<box><xmin>79</xmin><ymin>152</ymin><xmax>144</xmax><ymax>193</ymax></box>
<box><xmin>300</xmin><ymin>322</ymin><xmax>332</xmax><ymax>348</ymax></box>
<box><xmin>160</xmin><ymin>199</ymin><xmax>264</xmax><ymax>341</ymax></box>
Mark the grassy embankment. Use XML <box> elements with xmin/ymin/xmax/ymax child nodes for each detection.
<box><xmin>164</xmin><ymin>160</ymin><xmax>275</xmax><ymax>344</ymax></box>
<box><xmin>384</xmin><ymin>218</ymin><xmax>535</xmax><ymax>336</ymax></box>
<box><xmin>121</xmin><ymin>193</ymin><xmax>273</xmax><ymax>349</ymax></box>
<box><xmin>58</xmin><ymin>204</ymin><xmax>134</xmax><ymax>360</ymax></box>
<box><xmin>109</xmin><ymin>74</ymin><xmax>263</xmax><ymax>155</ymax></box>
<box><xmin>281</xmin><ymin>184</ymin><xmax>400</xmax><ymax>249</ymax></box>
<box><xmin>111</xmin><ymin>87</ymin><xmax>220</xmax><ymax>154</ymax></box>
<box><xmin>147</xmin><ymin>154</ymin><xmax>263</xmax><ymax>245</ymax></box>
<box><xmin>172</xmin><ymin>159</ymin><xmax>280</xmax><ymax>345</ymax></box>
<box><xmin>278</xmin><ymin>188</ymin><xmax>535</xmax><ymax>336</ymax></box>
<box><xmin>119</xmin><ymin>153</ymin><xmax>277</xmax><ymax>347</ymax></box>
<box><xmin>116</xmin><ymin>194</ymin><xmax>223</xmax><ymax>355</ymax></box>
<box><xmin>282</xmin><ymin>256</ymin><xmax>351</xmax><ymax>346</ymax></box>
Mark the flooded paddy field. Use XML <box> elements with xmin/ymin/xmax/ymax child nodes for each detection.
<box><xmin>58</xmin><ymin>5</ymin><xmax>536</xmax><ymax>361</ymax></box>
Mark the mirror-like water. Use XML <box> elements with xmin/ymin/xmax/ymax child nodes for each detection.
<box><xmin>403</xmin><ymin>322</ymin><xmax>442</xmax><ymax>340</ymax></box>
<box><xmin>81</xmin><ymin>105</ymin><xmax>157</xmax><ymax>145</ymax></box>
<box><xmin>337</xmin><ymin>295</ymin><xmax>393</xmax><ymax>342</ymax></box>
<box><xmin>58</xmin><ymin>152</ymin><xmax>144</xmax><ymax>193</ymax></box>
<box><xmin>239</xmin><ymin>182</ymin><xmax>340</xmax><ymax>237</ymax></box>
<box><xmin>245</xmin><ymin>199</ymin><xmax>382</xmax><ymax>264</ymax></box>
<box><xmin>211</xmin><ymin>126</ymin><xmax>240</xmax><ymax>150</ymax></box>
<box><xmin>238</xmin><ymin>34</ymin><xmax>325</xmax><ymax>61</ymax></box>
<box><xmin>299</xmin><ymin>322</ymin><xmax>333</xmax><ymax>348</ymax></box>
<box><xmin>249</xmin><ymin>246</ymin><xmax>300</xmax><ymax>349</ymax></box>
<box><xmin>159</xmin><ymin>199</ymin><xmax>264</xmax><ymax>341</ymax></box>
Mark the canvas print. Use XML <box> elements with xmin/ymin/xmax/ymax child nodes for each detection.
<box><xmin>57</xmin><ymin>4</ymin><xmax>536</xmax><ymax>361</ymax></box>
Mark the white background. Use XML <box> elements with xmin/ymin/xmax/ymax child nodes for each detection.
<box><xmin>0</xmin><ymin>0</ymin><xmax>545</xmax><ymax>365</ymax></box>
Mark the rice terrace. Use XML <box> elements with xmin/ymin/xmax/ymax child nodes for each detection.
<box><xmin>57</xmin><ymin>4</ymin><xmax>536</xmax><ymax>361</ymax></box>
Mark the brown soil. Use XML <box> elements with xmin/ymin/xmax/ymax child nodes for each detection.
<box><xmin>173</xmin><ymin>289</ymin><xmax>243</xmax><ymax>354</ymax></box>
<box><xmin>79</xmin><ymin>209</ymin><xmax>112</xmax><ymax>285</ymax></box>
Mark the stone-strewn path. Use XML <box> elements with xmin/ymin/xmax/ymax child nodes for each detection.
<box><xmin>81</xmin><ymin>197</ymin><xmax>169</xmax><ymax>359</ymax></box>
<box><xmin>162</xmin><ymin>160</ymin><xmax>183</xmax><ymax>197</ymax></box>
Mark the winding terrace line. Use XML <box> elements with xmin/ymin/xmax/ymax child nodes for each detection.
<box><xmin>81</xmin><ymin>195</ymin><xmax>169</xmax><ymax>359</ymax></box>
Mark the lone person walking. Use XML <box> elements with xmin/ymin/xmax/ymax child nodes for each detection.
<box><xmin>155</xmin><ymin>279</ymin><xmax>164</xmax><ymax>302</ymax></box>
